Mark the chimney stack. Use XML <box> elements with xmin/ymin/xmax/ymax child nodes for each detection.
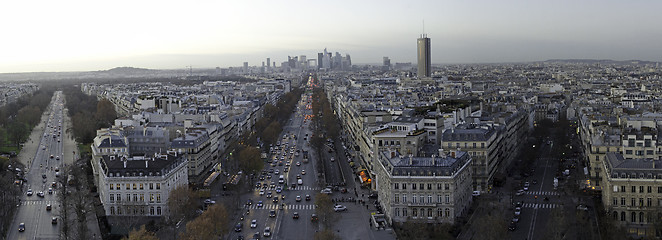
<box><xmin>123</xmin><ymin>159</ymin><xmax>127</xmax><ymax>168</ymax></box>
<box><xmin>145</xmin><ymin>160</ymin><xmax>149</xmax><ymax>168</ymax></box>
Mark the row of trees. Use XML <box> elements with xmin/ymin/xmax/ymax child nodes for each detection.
<box><xmin>62</xmin><ymin>86</ymin><xmax>116</xmax><ymax>144</ymax></box>
<box><xmin>0</xmin><ymin>88</ymin><xmax>54</xmax><ymax>150</ymax></box>
<box><xmin>0</xmin><ymin>156</ymin><xmax>20</xmax><ymax>238</ymax></box>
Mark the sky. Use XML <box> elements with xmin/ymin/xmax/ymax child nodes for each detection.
<box><xmin>1</xmin><ymin>0</ymin><xmax>661</xmax><ymax>73</ymax></box>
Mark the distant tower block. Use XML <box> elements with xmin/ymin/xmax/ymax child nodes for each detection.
<box><xmin>417</xmin><ymin>34</ymin><xmax>431</xmax><ymax>77</ymax></box>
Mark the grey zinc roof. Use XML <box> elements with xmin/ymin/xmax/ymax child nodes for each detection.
<box><xmin>442</xmin><ymin>124</ymin><xmax>496</xmax><ymax>141</ymax></box>
<box><xmin>100</xmin><ymin>154</ymin><xmax>185</xmax><ymax>177</ymax></box>
<box><xmin>97</xmin><ymin>137</ymin><xmax>127</xmax><ymax>148</ymax></box>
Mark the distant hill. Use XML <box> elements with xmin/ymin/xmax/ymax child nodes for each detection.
<box><xmin>544</xmin><ymin>59</ymin><xmax>658</xmax><ymax>65</ymax></box>
<box><xmin>100</xmin><ymin>67</ymin><xmax>154</xmax><ymax>74</ymax></box>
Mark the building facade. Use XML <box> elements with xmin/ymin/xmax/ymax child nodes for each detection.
<box><xmin>417</xmin><ymin>34</ymin><xmax>431</xmax><ymax>78</ymax></box>
<box><xmin>374</xmin><ymin>149</ymin><xmax>472</xmax><ymax>224</ymax></box>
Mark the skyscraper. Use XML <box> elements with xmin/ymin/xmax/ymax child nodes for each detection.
<box><xmin>266</xmin><ymin>58</ymin><xmax>271</xmax><ymax>70</ymax></box>
<box><xmin>417</xmin><ymin>34</ymin><xmax>431</xmax><ymax>77</ymax></box>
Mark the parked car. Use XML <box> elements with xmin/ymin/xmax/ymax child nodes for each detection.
<box><xmin>334</xmin><ymin>205</ymin><xmax>347</xmax><ymax>212</ymax></box>
<box><xmin>516</xmin><ymin>190</ymin><xmax>525</xmax><ymax>196</ymax></box>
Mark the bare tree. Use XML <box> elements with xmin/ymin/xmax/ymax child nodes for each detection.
<box><xmin>124</xmin><ymin>225</ymin><xmax>158</xmax><ymax>240</ymax></box>
<box><xmin>314</xmin><ymin>193</ymin><xmax>338</xmax><ymax>229</ymax></box>
<box><xmin>167</xmin><ymin>185</ymin><xmax>197</xmax><ymax>222</ymax></box>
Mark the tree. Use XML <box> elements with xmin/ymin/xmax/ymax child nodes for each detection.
<box><xmin>314</xmin><ymin>229</ymin><xmax>340</xmax><ymax>240</ymax></box>
<box><xmin>124</xmin><ymin>225</ymin><xmax>158</xmax><ymax>240</ymax></box>
<box><xmin>167</xmin><ymin>185</ymin><xmax>197</xmax><ymax>221</ymax></box>
<box><xmin>7</xmin><ymin>121</ymin><xmax>27</xmax><ymax>147</ymax></box>
<box><xmin>543</xmin><ymin>208</ymin><xmax>566</xmax><ymax>240</ymax></box>
<box><xmin>314</xmin><ymin>193</ymin><xmax>338</xmax><ymax>229</ymax></box>
<box><xmin>202</xmin><ymin>204</ymin><xmax>229</xmax><ymax>236</ymax></box>
<box><xmin>178</xmin><ymin>216</ymin><xmax>214</xmax><ymax>240</ymax></box>
<box><xmin>95</xmin><ymin>99</ymin><xmax>117</xmax><ymax>127</ymax></box>
<box><xmin>238</xmin><ymin>146</ymin><xmax>263</xmax><ymax>174</ymax></box>
<box><xmin>472</xmin><ymin>214</ymin><xmax>507</xmax><ymax>240</ymax></box>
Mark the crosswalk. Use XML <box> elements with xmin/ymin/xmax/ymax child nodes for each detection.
<box><xmin>21</xmin><ymin>200</ymin><xmax>57</xmax><ymax>206</ymax></box>
<box><xmin>521</xmin><ymin>203</ymin><xmax>560</xmax><ymax>209</ymax></box>
<box><xmin>258</xmin><ymin>186</ymin><xmax>320</xmax><ymax>191</ymax></box>
<box><xmin>247</xmin><ymin>204</ymin><xmax>317</xmax><ymax>210</ymax></box>
<box><xmin>524</xmin><ymin>191</ymin><xmax>559</xmax><ymax>196</ymax></box>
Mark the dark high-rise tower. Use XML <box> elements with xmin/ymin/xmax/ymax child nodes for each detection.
<box><xmin>417</xmin><ymin>34</ymin><xmax>431</xmax><ymax>77</ymax></box>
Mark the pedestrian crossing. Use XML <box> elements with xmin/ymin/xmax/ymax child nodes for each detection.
<box><xmin>258</xmin><ymin>186</ymin><xmax>320</xmax><ymax>191</ymax></box>
<box><xmin>521</xmin><ymin>203</ymin><xmax>560</xmax><ymax>209</ymax></box>
<box><xmin>524</xmin><ymin>191</ymin><xmax>559</xmax><ymax>196</ymax></box>
<box><xmin>21</xmin><ymin>200</ymin><xmax>57</xmax><ymax>206</ymax></box>
<box><xmin>247</xmin><ymin>204</ymin><xmax>317</xmax><ymax>210</ymax></box>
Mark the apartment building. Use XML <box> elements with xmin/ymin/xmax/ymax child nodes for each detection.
<box><xmin>96</xmin><ymin>153</ymin><xmax>187</xmax><ymax>218</ymax></box>
<box><xmin>374</xmin><ymin>149</ymin><xmax>472</xmax><ymax>224</ymax></box>
<box><xmin>170</xmin><ymin>129</ymin><xmax>214</xmax><ymax>177</ymax></box>
<box><xmin>601</xmin><ymin>152</ymin><xmax>662</xmax><ymax>238</ymax></box>
<box><xmin>442</xmin><ymin>123</ymin><xmax>499</xmax><ymax>191</ymax></box>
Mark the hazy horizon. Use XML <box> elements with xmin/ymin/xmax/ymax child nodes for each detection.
<box><xmin>2</xmin><ymin>0</ymin><xmax>661</xmax><ymax>73</ymax></box>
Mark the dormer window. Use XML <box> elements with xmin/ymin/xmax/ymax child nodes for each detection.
<box><xmin>621</xmin><ymin>173</ymin><xmax>626</xmax><ymax>178</ymax></box>
<box><xmin>110</xmin><ymin>156</ymin><xmax>115</xmax><ymax>160</ymax></box>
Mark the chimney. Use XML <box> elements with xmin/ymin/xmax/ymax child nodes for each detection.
<box><xmin>409</xmin><ymin>154</ymin><xmax>413</xmax><ymax>165</ymax></box>
<box><xmin>123</xmin><ymin>159</ymin><xmax>127</xmax><ymax>168</ymax></box>
<box><xmin>145</xmin><ymin>160</ymin><xmax>149</xmax><ymax>168</ymax></box>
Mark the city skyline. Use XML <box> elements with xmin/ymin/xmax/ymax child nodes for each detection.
<box><xmin>1</xmin><ymin>0</ymin><xmax>662</xmax><ymax>73</ymax></box>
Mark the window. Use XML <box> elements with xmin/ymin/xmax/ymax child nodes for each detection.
<box><xmin>640</xmin><ymin>212</ymin><xmax>645</xmax><ymax>223</ymax></box>
<box><xmin>149</xmin><ymin>183</ymin><xmax>154</xmax><ymax>190</ymax></box>
<box><xmin>613</xmin><ymin>198</ymin><xmax>618</xmax><ymax>205</ymax></box>
<box><xmin>640</xmin><ymin>186</ymin><xmax>644</xmax><ymax>193</ymax></box>
<box><xmin>126</xmin><ymin>183</ymin><xmax>130</xmax><ymax>190</ymax></box>
<box><xmin>437</xmin><ymin>184</ymin><xmax>442</xmax><ymax>190</ymax></box>
<box><xmin>150</xmin><ymin>194</ymin><xmax>154</xmax><ymax>203</ymax></box>
<box><xmin>157</xmin><ymin>194</ymin><xmax>161</xmax><ymax>203</ymax></box>
<box><xmin>621</xmin><ymin>198</ymin><xmax>626</xmax><ymax>206</ymax></box>
<box><xmin>428</xmin><ymin>195</ymin><xmax>433</xmax><ymax>203</ymax></box>
<box><xmin>445</xmin><ymin>208</ymin><xmax>450</xmax><ymax>218</ymax></box>
<box><xmin>110</xmin><ymin>194</ymin><xmax>115</xmax><ymax>203</ymax></box>
<box><xmin>420</xmin><ymin>183</ymin><xmax>424</xmax><ymax>190</ymax></box>
<box><xmin>133</xmin><ymin>194</ymin><xmax>138</xmax><ymax>202</ymax></box>
<box><xmin>658</xmin><ymin>187</ymin><xmax>662</xmax><ymax>193</ymax></box>
<box><xmin>139</xmin><ymin>184</ymin><xmax>144</xmax><ymax>190</ymax></box>
<box><xmin>428</xmin><ymin>208</ymin><xmax>433</xmax><ymax>217</ymax></box>
<box><xmin>402</xmin><ymin>184</ymin><xmax>407</xmax><ymax>190</ymax></box>
<box><xmin>150</xmin><ymin>207</ymin><xmax>154</xmax><ymax>215</ymax></box>
<box><xmin>632</xmin><ymin>198</ymin><xmax>636</xmax><ymax>206</ymax></box>
<box><xmin>140</xmin><ymin>194</ymin><xmax>144</xmax><ymax>202</ymax></box>
<box><xmin>427</xmin><ymin>184</ymin><xmax>432</xmax><ymax>190</ymax></box>
<box><xmin>437</xmin><ymin>195</ymin><xmax>442</xmax><ymax>203</ymax></box>
<box><xmin>621</xmin><ymin>212</ymin><xmax>625</xmax><ymax>221</ymax></box>
<box><xmin>110</xmin><ymin>207</ymin><xmax>115</xmax><ymax>215</ymax></box>
<box><xmin>413</xmin><ymin>208</ymin><xmax>418</xmax><ymax>217</ymax></box>
<box><xmin>438</xmin><ymin>208</ymin><xmax>443</xmax><ymax>217</ymax></box>
<box><xmin>649</xmin><ymin>186</ymin><xmax>653</xmax><ymax>193</ymax></box>
<box><xmin>156</xmin><ymin>183</ymin><xmax>160</xmax><ymax>190</ymax></box>
<box><xmin>126</xmin><ymin>194</ymin><xmax>130</xmax><ymax>202</ymax></box>
<box><xmin>395</xmin><ymin>208</ymin><xmax>400</xmax><ymax>217</ymax></box>
<box><xmin>412</xmin><ymin>184</ymin><xmax>416</xmax><ymax>190</ymax></box>
<box><xmin>110</xmin><ymin>184</ymin><xmax>114</xmax><ymax>190</ymax></box>
<box><xmin>632</xmin><ymin>212</ymin><xmax>636</xmax><ymax>223</ymax></box>
<box><xmin>394</xmin><ymin>183</ymin><xmax>399</xmax><ymax>190</ymax></box>
<box><xmin>402</xmin><ymin>194</ymin><xmax>407</xmax><ymax>203</ymax></box>
<box><xmin>445</xmin><ymin>195</ymin><xmax>450</xmax><ymax>203</ymax></box>
<box><xmin>156</xmin><ymin>207</ymin><xmax>161</xmax><ymax>215</ymax></box>
<box><xmin>402</xmin><ymin>209</ymin><xmax>407</xmax><ymax>217</ymax></box>
<box><xmin>394</xmin><ymin>194</ymin><xmax>399</xmax><ymax>203</ymax></box>
<box><xmin>133</xmin><ymin>183</ymin><xmax>137</xmax><ymax>190</ymax></box>
<box><xmin>419</xmin><ymin>196</ymin><xmax>424</xmax><ymax>203</ymax></box>
<box><xmin>640</xmin><ymin>198</ymin><xmax>644</xmax><ymax>206</ymax></box>
<box><xmin>621</xmin><ymin>186</ymin><xmax>626</xmax><ymax>192</ymax></box>
<box><xmin>445</xmin><ymin>184</ymin><xmax>450</xmax><ymax>191</ymax></box>
<box><xmin>648</xmin><ymin>198</ymin><xmax>652</xmax><ymax>206</ymax></box>
<box><xmin>413</xmin><ymin>195</ymin><xmax>417</xmax><ymax>203</ymax></box>
<box><xmin>117</xmin><ymin>194</ymin><xmax>122</xmax><ymax>202</ymax></box>
<box><xmin>632</xmin><ymin>186</ymin><xmax>636</xmax><ymax>193</ymax></box>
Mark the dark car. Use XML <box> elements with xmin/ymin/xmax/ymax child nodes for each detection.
<box><xmin>305</xmin><ymin>194</ymin><xmax>311</xmax><ymax>201</ymax></box>
<box><xmin>18</xmin><ymin>223</ymin><xmax>25</xmax><ymax>232</ymax></box>
<box><xmin>52</xmin><ymin>217</ymin><xmax>58</xmax><ymax>224</ymax></box>
<box><xmin>508</xmin><ymin>221</ymin><xmax>517</xmax><ymax>231</ymax></box>
<box><xmin>311</xmin><ymin>214</ymin><xmax>318</xmax><ymax>222</ymax></box>
<box><xmin>234</xmin><ymin>222</ymin><xmax>243</xmax><ymax>232</ymax></box>
<box><xmin>269</xmin><ymin>210</ymin><xmax>276</xmax><ymax>218</ymax></box>
<box><xmin>293</xmin><ymin>212</ymin><xmax>299</xmax><ymax>219</ymax></box>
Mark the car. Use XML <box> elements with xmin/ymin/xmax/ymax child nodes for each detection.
<box><xmin>508</xmin><ymin>221</ymin><xmax>517</xmax><ymax>231</ymax></box>
<box><xmin>296</xmin><ymin>174</ymin><xmax>301</xmax><ymax>179</ymax></box>
<box><xmin>523</xmin><ymin>186</ymin><xmax>529</xmax><ymax>191</ymax></box>
<box><xmin>266</xmin><ymin>192</ymin><xmax>272</xmax><ymax>198</ymax></box>
<box><xmin>52</xmin><ymin>182</ymin><xmax>57</xmax><ymax>187</ymax></box>
<box><xmin>293</xmin><ymin>212</ymin><xmax>299</xmax><ymax>219</ymax></box>
<box><xmin>305</xmin><ymin>194</ymin><xmax>311</xmax><ymax>201</ymax></box>
<box><xmin>46</xmin><ymin>204</ymin><xmax>52</xmax><ymax>211</ymax></box>
<box><xmin>301</xmin><ymin>170</ymin><xmax>306</xmax><ymax>175</ymax></box>
<box><xmin>269</xmin><ymin>210</ymin><xmax>276</xmax><ymax>218</ymax></box>
<box><xmin>51</xmin><ymin>217</ymin><xmax>58</xmax><ymax>224</ymax></box>
<box><xmin>257</xmin><ymin>201</ymin><xmax>263</xmax><ymax>207</ymax></box>
<box><xmin>42</xmin><ymin>174</ymin><xmax>47</xmax><ymax>179</ymax></box>
<box><xmin>246</xmin><ymin>199</ymin><xmax>253</xmax><ymax>206</ymax></box>
<box><xmin>524</xmin><ymin>181</ymin><xmax>530</xmax><ymax>187</ymax></box>
<box><xmin>512</xmin><ymin>215</ymin><xmax>520</xmax><ymax>223</ymax></box>
<box><xmin>577</xmin><ymin>205</ymin><xmax>589</xmax><ymax>211</ymax></box>
<box><xmin>27</xmin><ymin>189</ymin><xmax>33</xmax><ymax>196</ymax></box>
<box><xmin>252</xmin><ymin>232</ymin><xmax>260</xmax><ymax>240</ymax></box>
<box><xmin>273</xmin><ymin>198</ymin><xmax>279</xmax><ymax>203</ymax></box>
<box><xmin>334</xmin><ymin>205</ymin><xmax>347</xmax><ymax>212</ymax></box>
<box><xmin>18</xmin><ymin>222</ymin><xmax>25</xmax><ymax>232</ymax></box>
<box><xmin>311</xmin><ymin>214</ymin><xmax>318</xmax><ymax>222</ymax></box>
<box><xmin>255</xmin><ymin>182</ymin><xmax>261</xmax><ymax>188</ymax></box>
<box><xmin>515</xmin><ymin>201</ymin><xmax>523</xmax><ymax>208</ymax></box>
<box><xmin>368</xmin><ymin>193</ymin><xmax>378</xmax><ymax>198</ymax></box>
<box><xmin>515</xmin><ymin>207</ymin><xmax>522</xmax><ymax>216</ymax></box>
<box><xmin>276</xmin><ymin>186</ymin><xmax>282</xmax><ymax>193</ymax></box>
<box><xmin>296</xmin><ymin>162</ymin><xmax>301</xmax><ymax>166</ymax></box>
<box><xmin>516</xmin><ymin>190</ymin><xmax>525</xmax><ymax>196</ymax></box>
<box><xmin>38</xmin><ymin>191</ymin><xmax>45</xmax><ymax>197</ymax></box>
<box><xmin>204</xmin><ymin>199</ymin><xmax>212</xmax><ymax>204</ymax></box>
<box><xmin>250</xmin><ymin>219</ymin><xmax>257</xmax><ymax>228</ymax></box>
<box><xmin>259</xmin><ymin>190</ymin><xmax>265</xmax><ymax>196</ymax></box>
<box><xmin>296</xmin><ymin>195</ymin><xmax>302</xmax><ymax>202</ymax></box>
<box><xmin>320</xmin><ymin>188</ymin><xmax>332</xmax><ymax>194</ymax></box>
<box><xmin>330</xmin><ymin>157</ymin><xmax>334</xmax><ymax>162</ymax></box>
<box><xmin>263</xmin><ymin>227</ymin><xmax>271</xmax><ymax>237</ymax></box>
<box><xmin>274</xmin><ymin>170</ymin><xmax>280</xmax><ymax>175</ymax></box>
<box><xmin>234</xmin><ymin>222</ymin><xmax>243</xmax><ymax>232</ymax></box>
<box><xmin>472</xmin><ymin>191</ymin><xmax>481</xmax><ymax>197</ymax></box>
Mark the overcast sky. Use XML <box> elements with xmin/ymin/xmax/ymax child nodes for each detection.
<box><xmin>1</xmin><ymin>0</ymin><xmax>661</xmax><ymax>73</ymax></box>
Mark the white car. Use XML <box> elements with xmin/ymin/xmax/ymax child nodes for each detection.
<box><xmin>334</xmin><ymin>205</ymin><xmax>347</xmax><ymax>212</ymax></box>
<box><xmin>250</xmin><ymin>219</ymin><xmax>257</xmax><ymax>228</ymax></box>
<box><xmin>263</xmin><ymin>227</ymin><xmax>271</xmax><ymax>237</ymax></box>
<box><xmin>259</xmin><ymin>190</ymin><xmax>265</xmax><ymax>196</ymax></box>
<box><xmin>516</xmin><ymin>190</ymin><xmax>525</xmax><ymax>196</ymax></box>
<box><xmin>320</xmin><ymin>188</ymin><xmax>332</xmax><ymax>194</ymax></box>
<box><xmin>515</xmin><ymin>207</ymin><xmax>522</xmax><ymax>216</ymax></box>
